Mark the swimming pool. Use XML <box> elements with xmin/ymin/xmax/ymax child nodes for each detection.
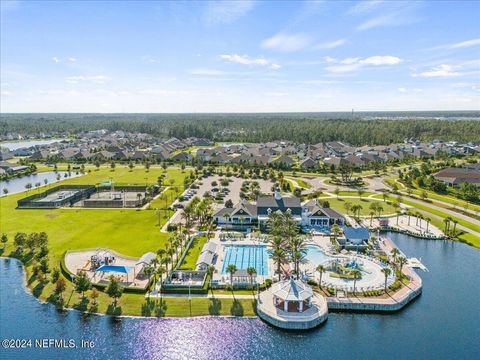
<box><xmin>305</xmin><ymin>246</ymin><xmax>333</xmax><ymax>265</ymax></box>
<box><xmin>95</xmin><ymin>265</ymin><xmax>132</xmax><ymax>274</ymax></box>
<box><xmin>221</xmin><ymin>245</ymin><xmax>268</xmax><ymax>276</ymax></box>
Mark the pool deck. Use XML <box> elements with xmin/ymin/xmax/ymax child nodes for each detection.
<box><xmin>325</xmin><ymin>237</ymin><xmax>422</xmax><ymax>311</ymax></box>
<box><xmin>64</xmin><ymin>249</ymin><xmax>149</xmax><ymax>289</ymax></box>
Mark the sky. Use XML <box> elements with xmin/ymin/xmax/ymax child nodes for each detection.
<box><xmin>1</xmin><ymin>0</ymin><xmax>479</xmax><ymax>113</ymax></box>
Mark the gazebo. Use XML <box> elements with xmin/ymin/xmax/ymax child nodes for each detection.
<box><xmin>272</xmin><ymin>279</ymin><xmax>314</xmax><ymax>313</ymax></box>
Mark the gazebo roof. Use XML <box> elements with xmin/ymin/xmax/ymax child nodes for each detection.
<box><xmin>272</xmin><ymin>279</ymin><xmax>313</xmax><ymax>301</ymax></box>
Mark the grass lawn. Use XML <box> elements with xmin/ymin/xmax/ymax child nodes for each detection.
<box><xmin>179</xmin><ymin>236</ymin><xmax>208</xmax><ymax>270</ymax></box>
<box><xmin>335</xmin><ymin>191</ymin><xmax>376</xmax><ymax>197</ymax></box>
<box><xmin>0</xmin><ymin>167</ymin><xmax>220</xmax><ymax>316</ymax></box>
<box><xmin>37</xmin><ymin>164</ymin><xmax>189</xmax><ymax>187</ymax></box>
<box><xmin>327</xmin><ymin>197</ymin><xmax>397</xmax><ymax>216</ymax></box>
<box><xmin>383</xmin><ymin>195</ymin><xmax>480</xmax><ymax>248</ymax></box>
<box><xmin>287</xmin><ymin>177</ymin><xmax>311</xmax><ymax>189</ymax></box>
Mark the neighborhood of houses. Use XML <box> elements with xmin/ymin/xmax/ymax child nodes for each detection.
<box><xmin>1</xmin><ymin>130</ymin><xmax>479</xmax><ymax>185</ymax></box>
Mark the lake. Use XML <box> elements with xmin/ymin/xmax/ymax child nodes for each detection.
<box><xmin>0</xmin><ymin>233</ymin><xmax>479</xmax><ymax>360</ymax></box>
<box><xmin>0</xmin><ymin>171</ymin><xmax>84</xmax><ymax>196</ymax></box>
<box><xmin>0</xmin><ymin>139</ymin><xmax>66</xmax><ymax>151</ymax></box>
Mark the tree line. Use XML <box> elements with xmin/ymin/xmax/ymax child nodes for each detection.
<box><xmin>1</xmin><ymin>113</ymin><xmax>480</xmax><ymax>145</ymax></box>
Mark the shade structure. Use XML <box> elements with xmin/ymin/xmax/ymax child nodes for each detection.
<box><xmin>96</xmin><ymin>265</ymin><xmax>131</xmax><ymax>274</ymax></box>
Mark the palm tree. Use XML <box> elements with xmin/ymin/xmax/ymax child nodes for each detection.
<box><xmin>334</xmin><ymin>187</ymin><xmax>340</xmax><ymax>199</ymax></box>
<box><xmin>443</xmin><ymin>218</ymin><xmax>450</xmax><ymax>235</ymax></box>
<box><xmin>369</xmin><ymin>211</ymin><xmax>375</xmax><ymax>226</ymax></box>
<box><xmin>316</xmin><ymin>265</ymin><xmax>326</xmax><ymax>289</ymax></box>
<box><xmin>270</xmin><ymin>247</ymin><xmax>287</xmax><ymax>282</ymax></box>
<box><xmin>206</xmin><ymin>265</ymin><xmax>216</xmax><ymax>295</ymax></box>
<box><xmin>162</xmin><ymin>256</ymin><xmax>171</xmax><ymax>276</ymax></box>
<box><xmin>452</xmin><ymin>219</ymin><xmax>458</xmax><ymax>237</ymax></box>
<box><xmin>331</xmin><ymin>224</ymin><xmax>341</xmax><ymax>243</ymax></box>
<box><xmin>425</xmin><ymin>217</ymin><xmax>431</xmax><ymax>233</ymax></box>
<box><xmin>289</xmin><ymin>235</ymin><xmax>308</xmax><ymax>278</ymax></box>
<box><xmin>226</xmin><ymin>264</ymin><xmax>237</xmax><ymax>287</ymax></box>
<box><xmin>397</xmin><ymin>256</ymin><xmax>407</xmax><ymax>276</ymax></box>
<box><xmin>247</xmin><ymin>267</ymin><xmax>256</xmax><ymax>286</ymax></box>
<box><xmin>381</xmin><ymin>267</ymin><xmax>391</xmax><ymax>293</ymax></box>
<box><xmin>390</xmin><ymin>248</ymin><xmax>400</xmax><ymax>263</ymax></box>
<box><xmin>351</xmin><ymin>269</ymin><xmax>361</xmax><ymax>293</ymax></box>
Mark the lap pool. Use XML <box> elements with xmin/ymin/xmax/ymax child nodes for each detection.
<box><xmin>221</xmin><ymin>245</ymin><xmax>268</xmax><ymax>276</ymax></box>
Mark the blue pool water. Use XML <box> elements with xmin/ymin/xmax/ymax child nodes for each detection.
<box><xmin>221</xmin><ymin>245</ymin><xmax>268</xmax><ymax>275</ymax></box>
<box><xmin>305</xmin><ymin>245</ymin><xmax>333</xmax><ymax>265</ymax></box>
<box><xmin>96</xmin><ymin>265</ymin><xmax>131</xmax><ymax>274</ymax></box>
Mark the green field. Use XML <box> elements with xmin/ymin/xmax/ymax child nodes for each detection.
<box><xmin>383</xmin><ymin>195</ymin><xmax>480</xmax><ymax>248</ymax></box>
<box><xmin>327</xmin><ymin>197</ymin><xmax>397</xmax><ymax>216</ymax></box>
<box><xmin>179</xmin><ymin>236</ymin><xmax>208</xmax><ymax>270</ymax></box>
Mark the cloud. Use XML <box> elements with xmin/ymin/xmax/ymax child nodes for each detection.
<box><xmin>190</xmin><ymin>68</ymin><xmax>224</xmax><ymax>76</ymax></box>
<box><xmin>52</xmin><ymin>57</ymin><xmax>60</xmax><ymax>63</ymax></box>
<box><xmin>66</xmin><ymin>75</ymin><xmax>108</xmax><ymax>84</ymax></box>
<box><xmin>356</xmin><ymin>2</ymin><xmax>421</xmax><ymax>31</ymax></box>
<box><xmin>323</xmin><ymin>56</ymin><xmax>336</xmax><ymax>63</ymax></box>
<box><xmin>348</xmin><ymin>0</ymin><xmax>384</xmax><ymax>15</ymax></box>
<box><xmin>397</xmin><ymin>87</ymin><xmax>406</xmax><ymax>92</ymax></box>
<box><xmin>68</xmin><ymin>57</ymin><xmax>77</xmax><ymax>63</ymax></box>
<box><xmin>204</xmin><ymin>0</ymin><xmax>254</xmax><ymax>24</ymax></box>
<box><xmin>260</xmin><ymin>33</ymin><xmax>311</xmax><ymax>52</ymax></box>
<box><xmin>326</xmin><ymin>55</ymin><xmax>402</xmax><ymax>73</ymax></box>
<box><xmin>360</xmin><ymin>55</ymin><xmax>402</xmax><ymax>65</ymax></box>
<box><xmin>220</xmin><ymin>54</ymin><xmax>281</xmax><ymax>69</ymax></box>
<box><xmin>430</xmin><ymin>38</ymin><xmax>480</xmax><ymax>50</ymax></box>
<box><xmin>415</xmin><ymin>64</ymin><xmax>460</xmax><ymax>78</ymax></box>
<box><xmin>314</xmin><ymin>38</ymin><xmax>347</xmax><ymax>50</ymax></box>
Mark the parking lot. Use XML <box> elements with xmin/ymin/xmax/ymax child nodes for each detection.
<box><xmin>173</xmin><ymin>175</ymin><xmax>274</xmax><ymax>212</ymax></box>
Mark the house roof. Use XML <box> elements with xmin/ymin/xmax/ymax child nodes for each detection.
<box><xmin>201</xmin><ymin>241</ymin><xmax>217</xmax><ymax>254</ymax></box>
<box><xmin>256</xmin><ymin>195</ymin><xmax>302</xmax><ymax>216</ymax></box>
<box><xmin>273</xmin><ymin>279</ymin><xmax>313</xmax><ymax>301</ymax></box>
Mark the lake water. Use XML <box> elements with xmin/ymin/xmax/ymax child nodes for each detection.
<box><xmin>0</xmin><ymin>233</ymin><xmax>479</xmax><ymax>360</ymax></box>
<box><xmin>0</xmin><ymin>171</ymin><xmax>84</xmax><ymax>196</ymax></box>
<box><xmin>0</xmin><ymin>139</ymin><xmax>65</xmax><ymax>151</ymax></box>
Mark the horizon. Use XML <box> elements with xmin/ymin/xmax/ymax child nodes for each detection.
<box><xmin>1</xmin><ymin>1</ymin><xmax>480</xmax><ymax>112</ymax></box>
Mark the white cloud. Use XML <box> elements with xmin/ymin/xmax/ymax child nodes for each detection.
<box><xmin>360</xmin><ymin>55</ymin><xmax>402</xmax><ymax>65</ymax></box>
<box><xmin>398</xmin><ymin>87</ymin><xmax>407</xmax><ymax>92</ymax></box>
<box><xmin>68</xmin><ymin>57</ymin><xmax>77</xmax><ymax>63</ymax></box>
<box><xmin>314</xmin><ymin>38</ymin><xmax>347</xmax><ymax>49</ymax></box>
<box><xmin>348</xmin><ymin>0</ymin><xmax>384</xmax><ymax>15</ymax></box>
<box><xmin>323</xmin><ymin>56</ymin><xmax>336</xmax><ymax>63</ymax></box>
<box><xmin>430</xmin><ymin>38</ymin><xmax>480</xmax><ymax>50</ymax></box>
<box><xmin>220</xmin><ymin>54</ymin><xmax>281</xmax><ymax>69</ymax></box>
<box><xmin>356</xmin><ymin>3</ymin><xmax>420</xmax><ymax>31</ymax></box>
<box><xmin>52</xmin><ymin>57</ymin><xmax>60</xmax><ymax>63</ymax></box>
<box><xmin>260</xmin><ymin>33</ymin><xmax>311</xmax><ymax>52</ymax></box>
<box><xmin>190</xmin><ymin>68</ymin><xmax>225</xmax><ymax>76</ymax></box>
<box><xmin>326</xmin><ymin>55</ymin><xmax>402</xmax><ymax>73</ymax></box>
<box><xmin>265</xmin><ymin>92</ymin><xmax>288</xmax><ymax>97</ymax></box>
<box><xmin>66</xmin><ymin>75</ymin><xmax>108</xmax><ymax>84</ymax></box>
<box><xmin>205</xmin><ymin>0</ymin><xmax>254</xmax><ymax>24</ymax></box>
<box><xmin>415</xmin><ymin>64</ymin><xmax>460</xmax><ymax>78</ymax></box>
<box><xmin>340</xmin><ymin>57</ymin><xmax>360</xmax><ymax>64</ymax></box>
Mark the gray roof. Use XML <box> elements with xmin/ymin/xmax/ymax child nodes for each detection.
<box><xmin>214</xmin><ymin>200</ymin><xmax>257</xmax><ymax>217</ymax></box>
<box><xmin>196</xmin><ymin>251</ymin><xmax>215</xmax><ymax>266</ymax></box>
<box><xmin>201</xmin><ymin>241</ymin><xmax>217</xmax><ymax>254</ymax></box>
<box><xmin>273</xmin><ymin>279</ymin><xmax>313</xmax><ymax>301</ymax></box>
<box><xmin>136</xmin><ymin>252</ymin><xmax>156</xmax><ymax>265</ymax></box>
<box><xmin>257</xmin><ymin>195</ymin><xmax>302</xmax><ymax>216</ymax></box>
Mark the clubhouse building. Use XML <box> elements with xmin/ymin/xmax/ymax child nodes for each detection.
<box><xmin>213</xmin><ymin>190</ymin><xmax>344</xmax><ymax>230</ymax></box>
